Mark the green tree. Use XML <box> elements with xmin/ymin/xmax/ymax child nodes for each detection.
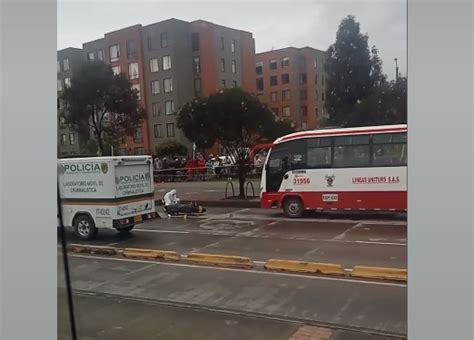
<box><xmin>177</xmin><ymin>88</ymin><xmax>293</xmax><ymax>198</ymax></box>
<box><xmin>83</xmin><ymin>135</ymin><xmax>119</xmax><ymax>156</ymax></box>
<box><xmin>155</xmin><ymin>141</ymin><xmax>188</xmax><ymax>158</ymax></box>
<box><xmin>325</xmin><ymin>15</ymin><xmax>374</xmax><ymax>126</ymax></box>
<box><xmin>61</xmin><ymin>61</ymin><xmax>145</xmax><ymax>155</ymax></box>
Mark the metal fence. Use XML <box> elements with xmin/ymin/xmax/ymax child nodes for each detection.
<box><xmin>153</xmin><ymin>165</ymin><xmax>263</xmax><ymax>182</ymax></box>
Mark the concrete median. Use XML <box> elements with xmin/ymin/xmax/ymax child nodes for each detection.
<box><xmin>67</xmin><ymin>244</ymin><xmax>119</xmax><ymax>256</ymax></box>
<box><xmin>123</xmin><ymin>248</ymin><xmax>180</xmax><ymax>261</ymax></box>
<box><xmin>264</xmin><ymin>259</ymin><xmax>345</xmax><ymax>276</ymax></box>
<box><xmin>351</xmin><ymin>265</ymin><xmax>407</xmax><ymax>281</ymax></box>
<box><xmin>186</xmin><ymin>253</ymin><xmax>255</xmax><ymax>269</ymax></box>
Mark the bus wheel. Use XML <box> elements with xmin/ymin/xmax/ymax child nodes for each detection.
<box><xmin>116</xmin><ymin>225</ymin><xmax>134</xmax><ymax>234</ymax></box>
<box><xmin>283</xmin><ymin>197</ymin><xmax>304</xmax><ymax>218</ymax></box>
<box><xmin>73</xmin><ymin>214</ymin><xmax>98</xmax><ymax>241</ymax></box>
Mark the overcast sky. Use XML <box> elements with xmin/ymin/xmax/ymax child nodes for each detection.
<box><xmin>58</xmin><ymin>0</ymin><xmax>406</xmax><ymax>80</ymax></box>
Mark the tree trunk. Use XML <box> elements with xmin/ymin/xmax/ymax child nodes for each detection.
<box><xmin>96</xmin><ymin>132</ymin><xmax>105</xmax><ymax>156</ymax></box>
<box><xmin>238</xmin><ymin>163</ymin><xmax>246</xmax><ymax>199</ymax></box>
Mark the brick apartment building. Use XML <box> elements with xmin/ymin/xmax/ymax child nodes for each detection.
<box><xmin>57</xmin><ymin>47</ymin><xmax>84</xmax><ymax>156</ymax></box>
<box><xmin>255</xmin><ymin>47</ymin><xmax>328</xmax><ymax>131</ymax></box>
<box><xmin>57</xmin><ymin>18</ymin><xmax>256</xmax><ymax>157</ymax></box>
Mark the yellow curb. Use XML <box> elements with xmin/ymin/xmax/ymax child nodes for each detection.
<box><xmin>264</xmin><ymin>259</ymin><xmax>345</xmax><ymax>275</ymax></box>
<box><xmin>186</xmin><ymin>253</ymin><xmax>254</xmax><ymax>269</ymax></box>
<box><xmin>351</xmin><ymin>265</ymin><xmax>407</xmax><ymax>281</ymax></box>
<box><xmin>123</xmin><ymin>248</ymin><xmax>180</xmax><ymax>261</ymax></box>
<box><xmin>68</xmin><ymin>244</ymin><xmax>118</xmax><ymax>256</ymax></box>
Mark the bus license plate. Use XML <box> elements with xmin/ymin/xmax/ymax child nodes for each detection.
<box><xmin>134</xmin><ymin>215</ymin><xmax>143</xmax><ymax>223</ymax></box>
<box><xmin>322</xmin><ymin>194</ymin><xmax>338</xmax><ymax>202</ymax></box>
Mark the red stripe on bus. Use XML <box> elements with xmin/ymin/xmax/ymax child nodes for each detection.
<box><xmin>261</xmin><ymin>191</ymin><xmax>407</xmax><ymax>211</ymax></box>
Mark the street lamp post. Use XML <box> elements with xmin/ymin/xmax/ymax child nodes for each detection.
<box><xmin>394</xmin><ymin>58</ymin><xmax>399</xmax><ymax>82</ymax></box>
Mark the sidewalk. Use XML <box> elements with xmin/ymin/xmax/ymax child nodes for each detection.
<box><xmin>59</xmin><ymin>290</ymin><xmax>402</xmax><ymax>340</ymax></box>
<box><xmin>154</xmin><ymin>179</ymin><xmax>261</xmax><ymax>208</ymax></box>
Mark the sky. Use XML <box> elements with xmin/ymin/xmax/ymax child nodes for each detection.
<box><xmin>58</xmin><ymin>0</ymin><xmax>406</xmax><ymax>80</ymax></box>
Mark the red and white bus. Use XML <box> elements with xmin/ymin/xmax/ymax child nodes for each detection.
<box><xmin>260</xmin><ymin>124</ymin><xmax>407</xmax><ymax>217</ymax></box>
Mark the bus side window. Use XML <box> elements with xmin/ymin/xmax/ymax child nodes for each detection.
<box><xmin>372</xmin><ymin>132</ymin><xmax>407</xmax><ymax>167</ymax></box>
<box><xmin>307</xmin><ymin>137</ymin><xmax>331</xmax><ymax>168</ymax></box>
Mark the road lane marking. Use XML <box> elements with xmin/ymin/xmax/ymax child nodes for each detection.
<box><xmin>69</xmin><ymin>254</ymin><xmax>407</xmax><ymax>288</ymax></box>
<box><xmin>332</xmin><ymin>223</ymin><xmax>363</xmax><ymax>240</ymax></box>
<box><xmin>87</xmin><ymin>262</ymin><xmax>156</xmax><ymax>290</ymax></box>
<box><xmin>133</xmin><ymin>228</ymin><xmax>406</xmax><ymax>246</ymax></box>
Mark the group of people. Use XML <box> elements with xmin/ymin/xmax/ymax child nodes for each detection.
<box><xmin>152</xmin><ymin>150</ymin><xmax>268</xmax><ymax>182</ymax></box>
<box><xmin>152</xmin><ymin>153</ymin><xmax>234</xmax><ymax>182</ymax></box>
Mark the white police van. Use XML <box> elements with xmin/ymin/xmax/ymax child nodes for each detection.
<box><xmin>58</xmin><ymin>156</ymin><xmax>157</xmax><ymax>240</ymax></box>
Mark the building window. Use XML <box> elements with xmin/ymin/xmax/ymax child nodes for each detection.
<box><xmin>282</xmin><ymin>89</ymin><xmax>290</xmax><ymax>100</ymax></box>
<box><xmin>165</xmin><ymin>100</ymin><xmax>174</xmax><ymax>115</ymax></box>
<box><xmin>60</xmin><ymin>134</ymin><xmax>67</xmax><ymax>145</ymax></box>
<box><xmin>270</xmin><ymin>59</ymin><xmax>277</xmax><ymax>70</ymax></box>
<box><xmin>166</xmin><ymin>123</ymin><xmax>175</xmax><ymax>137</ymax></box>
<box><xmin>300</xmin><ymin>89</ymin><xmax>308</xmax><ymax>100</ymax></box>
<box><xmin>87</xmin><ymin>52</ymin><xmax>95</xmax><ymax>61</ymax></box>
<box><xmin>191</xmin><ymin>33</ymin><xmax>200</xmax><ymax>51</ymax></box>
<box><xmin>152</xmin><ymin>102</ymin><xmax>161</xmax><ymax>116</ymax></box>
<box><xmin>134</xmin><ymin>147</ymin><xmax>145</xmax><ymax>155</ymax></box>
<box><xmin>221</xmin><ymin>80</ymin><xmax>226</xmax><ymax>88</ymax></box>
<box><xmin>270</xmin><ymin>92</ymin><xmax>278</xmax><ymax>102</ymax></box>
<box><xmin>315</xmin><ymin>107</ymin><xmax>318</xmax><ymax>116</ymax></box>
<box><xmin>131</xmin><ymin>84</ymin><xmax>141</xmax><ymax>100</ymax></box>
<box><xmin>160</xmin><ymin>32</ymin><xmax>168</xmax><ymax>48</ymax></box>
<box><xmin>162</xmin><ymin>55</ymin><xmax>172</xmax><ymax>70</ymax></box>
<box><xmin>301</xmin><ymin>106</ymin><xmax>308</xmax><ymax>116</ymax></box>
<box><xmin>127</xmin><ymin>40</ymin><xmax>137</xmax><ymax>58</ymax></box>
<box><xmin>299</xmin><ymin>73</ymin><xmax>307</xmax><ymax>84</ymax></box>
<box><xmin>154</xmin><ymin>124</ymin><xmax>162</xmax><ymax>138</ymax></box>
<box><xmin>220</xmin><ymin>37</ymin><xmax>225</xmax><ymax>50</ymax></box>
<box><xmin>270</xmin><ymin>75</ymin><xmax>278</xmax><ymax>86</ymax></box>
<box><xmin>150</xmin><ymin>58</ymin><xmax>159</xmax><ymax>72</ymax></box>
<box><xmin>282</xmin><ymin>106</ymin><xmax>291</xmax><ymax>117</ymax></box>
<box><xmin>194</xmin><ymin>78</ymin><xmax>201</xmax><ymax>93</ymax></box>
<box><xmin>151</xmin><ymin>80</ymin><xmax>160</xmax><ymax>94</ymax></box>
<box><xmin>281</xmin><ymin>57</ymin><xmax>289</xmax><ymax>68</ymax></box>
<box><xmin>131</xmin><ymin>84</ymin><xmax>141</xmax><ymax>99</ymax></box>
<box><xmin>128</xmin><ymin>63</ymin><xmax>139</xmax><ymax>79</ymax></box>
<box><xmin>69</xmin><ymin>133</ymin><xmax>75</xmax><ymax>145</ymax></box>
<box><xmin>255</xmin><ymin>61</ymin><xmax>263</xmax><ymax>75</ymax></box>
<box><xmin>315</xmin><ymin>74</ymin><xmax>318</xmax><ymax>84</ymax></box>
<box><xmin>322</xmin><ymin>75</ymin><xmax>325</xmax><ymax>86</ymax></box>
<box><xmin>110</xmin><ymin>44</ymin><xmax>120</xmax><ymax>62</ymax></box>
<box><xmin>163</xmin><ymin>78</ymin><xmax>173</xmax><ymax>93</ymax></box>
<box><xmin>112</xmin><ymin>65</ymin><xmax>121</xmax><ymax>75</ymax></box>
<box><xmin>57</xmin><ymin>61</ymin><xmax>60</xmax><ymax>73</ymax></box>
<box><xmin>64</xmin><ymin>78</ymin><xmax>71</xmax><ymax>88</ymax></box>
<box><xmin>134</xmin><ymin>128</ymin><xmax>143</xmax><ymax>142</ymax></box>
<box><xmin>282</xmin><ymin>73</ymin><xmax>290</xmax><ymax>84</ymax></box>
<box><xmin>220</xmin><ymin>58</ymin><xmax>225</xmax><ymax>72</ymax></box>
<box><xmin>231</xmin><ymin>60</ymin><xmax>237</xmax><ymax>74</ymax></box>
<box><xmin>57</xmin><ymin>79</ymin><xmax>63</xmax><ymax>92</ymax></box>
<box><xmin>314</xmin><ymin>59</ymin><xmax>317</xmax><ymax>68</ymax></box>
<box><xmin>59</xmin><ymin>116</ymin><xmax>66</xmax><ymax>128</ymax></box>
<box><xmin>302</xmin><ymin>122</ymin><xmax>307</xmax><ymax>130</ymax></box>
<box><xmin>322</xmin><ymin>92</ymin><xmax>325</xmax><ymax>101</ymax></box>
<box><xmin>193</xmin><ymin>56</ymin><xmax>201</xmax><ymax>73</ymax></box>
<box><xmin>97</xmin><ymin>50</ymin><xmax>104</xmax><ymax>61</ymax></box>
<box><xmin>231</xmin><ymin>39</ymin><xmax>236</xmax><ymax>53</ymax></box>
<box><xmin>256</xmin><ymin>78</ymin><xmax>264</xmax><ymax>91</ymax></box>
<box><xmin>63</xmin><ymin>59</ymin><xmax>70</xmax><ymax>71</ymax></box>
<box><xmin>232</xmin><ymin>80</ymin><xmax>237</xmax><ymax>88</ymax></box>
<box><xmin>272</xmin><ymin>108</ymin><xmax>279</xmax><ymax>115</ymax></box>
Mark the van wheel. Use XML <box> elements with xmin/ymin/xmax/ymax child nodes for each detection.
<box><xmin>73</xmin><ymin>215</ymin><xmax>98</xmax><ymax>241</ymax></box>
<box><xmin>283</xmin><ymin>197</ymin><xmax>304</xmax><ymax>218</ymax></box>
<box><xmin>116</xmin><ymin>225</ymin><xmax>134</xmax><ymax>234</ymax></box>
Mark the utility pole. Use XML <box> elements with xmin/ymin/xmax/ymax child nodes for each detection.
<box><xmin>394</xmin><ymin>58</ymin><xmax>399</xmax><ymax>82</ymax></box>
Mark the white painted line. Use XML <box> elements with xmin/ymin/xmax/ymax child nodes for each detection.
<box><xmin>332</xmin><ymin>222</ymin><xmax>363</xmax><ymax>241</ymax></box>
<box><xmin>132</xmin><ymin>228</ymin><xmax>406</xmax><ymax>246</ymax></box>
<box><xmin>69</xmin><ymin>254</ymin><xmax>407</xmax><ymax>288</ymax></box>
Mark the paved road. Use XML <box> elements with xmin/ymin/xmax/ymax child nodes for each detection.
<box><xmin>154</xmin><ymin>179</ymin><xmax>261</xmax><ymax>201</ymax></box>
<box><xmin>63</xmin><ymin>207</ymin><xmax>407</xmax><ymax>269</ymax></box>
<box><xmin>59</xmin><ymin>289</ymin><xmax>399</xmax><ymax>340</ymax></box>
<box><xmin>59</xmin><ymin>255</ymin><xmax>407</xmax><ymax>337</ymax></box>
